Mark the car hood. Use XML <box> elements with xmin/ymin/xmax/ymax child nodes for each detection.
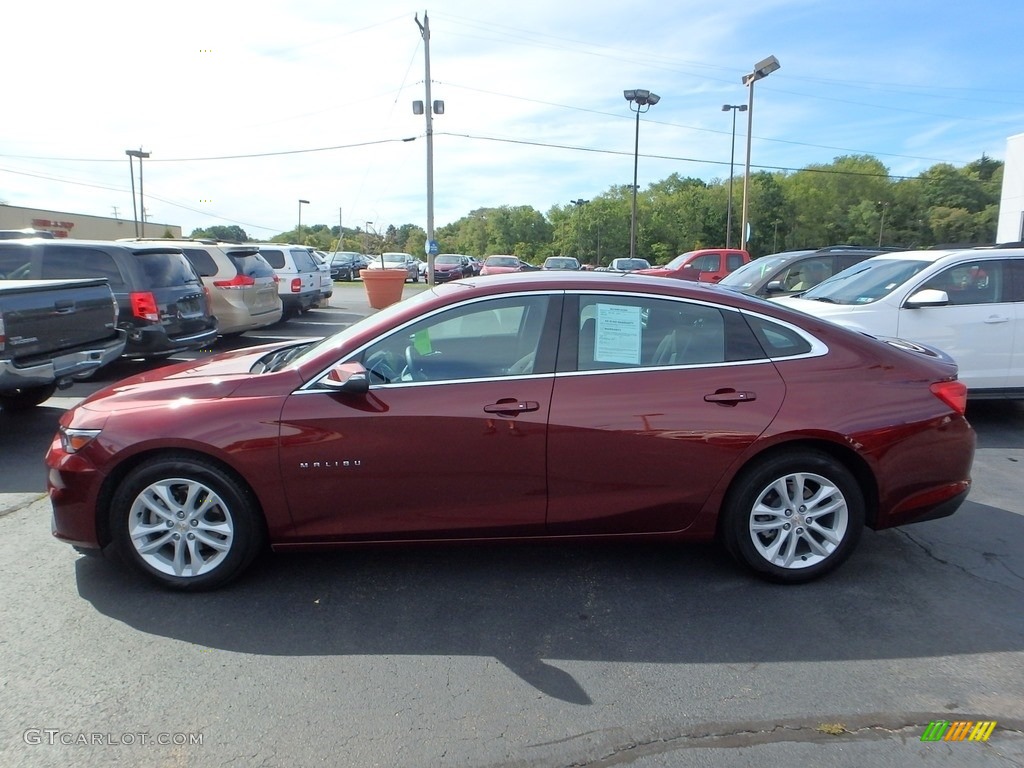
<box><xmin>771</xmin><ymin>296</ymin><xmax>887</xmax><ymax>334</ymax></box>
<box><xmin>76</xmin><ymin>343</ymin><xmax>300</xmax><ymax>414</ymax></box>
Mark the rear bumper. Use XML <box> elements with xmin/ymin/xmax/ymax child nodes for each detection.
<box><xmin>122</xmin><ymin>323</ymin><xmax>219</xmax><ymax>358</ymax></box>
<box><xmin>0</xmin><ymin>331</ymin><xmax>126</xmax><ymax>390</ymax></box>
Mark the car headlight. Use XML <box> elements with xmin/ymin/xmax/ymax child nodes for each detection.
<box><xmin>59</xmin><ymin>427</ymin><xmax>102</xmax><ymax>454</ymax></box>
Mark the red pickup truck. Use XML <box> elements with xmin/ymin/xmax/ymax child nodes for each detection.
<box><xmin>637</xmin><ymin>248</ymin><xmax>750</xmax><ymax>282</ymax></box>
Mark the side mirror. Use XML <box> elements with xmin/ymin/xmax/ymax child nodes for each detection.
<box><xmin>321</xmin><ymin>362</ymin><xmax>370</xmax><ymax>394</ymax></box>
<box><xmin>764</xmin><ymin>280</ymin><xmax>785</xmax><ymax>295</ymax></box>
<box><xmin>904</xmin><ymin>288</ymin><xmax>949</xmax><ymax>309</ymax></box>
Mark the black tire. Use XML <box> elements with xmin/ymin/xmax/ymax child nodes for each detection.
<box><xmin>721</xmin><ymin>450</ymin><xmax>864</xmax><ymax>583</ymax></box>
<box><xmin>109</xmin><ymin>455</ymin><xmax>264</xmax><ymax>590</ymax></box>
<box><xmin>0</xmin><ymin>382</ymin><xmax>58</xmax><ymax>411</ymax></box>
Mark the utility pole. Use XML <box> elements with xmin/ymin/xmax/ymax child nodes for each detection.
<box><xmin>415</xmin><ymin>11</ymin><xmax>438</xmax><ymax>285</ymax></box>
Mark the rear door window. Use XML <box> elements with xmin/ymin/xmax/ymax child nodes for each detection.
<box><xmin>39</xmin><ymin>246</ymin><xmax>125</xmax><ymax>288</ymax></box>
<box><xmin>181</xmin><ymin>248</ymin><xmax>219</xmax><ymax>277</ymax></box>
<box><xmin>260</xmin><ymin>249</ymin><xmax>286</xmax><ymax>269</ymax></box>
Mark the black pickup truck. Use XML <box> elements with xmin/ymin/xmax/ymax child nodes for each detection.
<box><xmin>0</xmin><ymin>279</ymin><xmax>125</xmax><ymax>410</ymax></box>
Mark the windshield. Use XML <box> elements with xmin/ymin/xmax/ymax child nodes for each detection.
<box><xmin>435</xmin><ymin>255</ymin><xmax>462</xmax><ymax>265</ymax></box>
<box><xmin>485</xmin><ymin>256</ymin><xmax>519</xmax><ymax>267</ymax></box>
<box><xmin>381</xmin><ymin>253</ymin><xmax>409</xmax><ymax>263</ymax></box>
<box><xmin>798</xmin><ymin>258</ymin><xmax>932</xmax><ymax>304</ymax></box>
<box><xmin>664</xmin><ymin>251</ymin><xmax>698</xmax><ymax>270</ymax></box>
<box><xmin>719</xmin><ymin>254</ymin><xmax>799</xmax><ymax>289</ymax></box>
<box><xmin>612</xmin><ymin>258</ymin><xmax>650</xmax><ymax>270</ymax></box>
<box><xmin>281</xmin><ymin>288</ymin><xmax>442</xmax><ymax>370</ymax></box>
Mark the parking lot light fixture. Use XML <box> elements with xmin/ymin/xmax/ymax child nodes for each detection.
<box><xmin>624</xmin><ymin>89</ymin><xmax>660</xmax><ymax>261</ymax></box>
<box><xmin>739</xmin><ymin>55</ymin><xmax>780</xmax><ymax>250</ymax></box>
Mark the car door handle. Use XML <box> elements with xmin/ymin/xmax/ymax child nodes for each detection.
<box><xmin>484</xmin><ymin>400</ymin><xmax>540</xmax><ymax>415</ymax></box>
<box><xmin>983</xmin><ymin>315</ymin><xmax>1010</xmax><ymax>324</ymax></box>
<box><xmin>704</xmin><ymin>389</ymin><xmax>756</xmax><ymax>405</ymax></box>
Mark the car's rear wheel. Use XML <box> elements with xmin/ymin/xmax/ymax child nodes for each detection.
<box><xmin>0</xmin><ymin>382</ymin><xmax>58</xmax><ymax>411</ymax></box>
<box><xmin>110</xmin><ymin>456</ymin><xmax>263</xmax><ymax>590</ymax></box>
<box><xmin>721</xmin><ymin>450</ymin><xmax>864</xmax><ymax>583</ymax></box>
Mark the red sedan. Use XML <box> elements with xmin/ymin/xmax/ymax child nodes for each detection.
<box><xmin>46</xmin><ymin>273</ymin><xmax>975</xmax><ymax>590</ymax></box>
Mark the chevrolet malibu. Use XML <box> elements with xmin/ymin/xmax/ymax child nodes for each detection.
<box><xmin>46</xmin><ymin>273</ymin><xmax>975</xmax><ymax>590</ymax></box>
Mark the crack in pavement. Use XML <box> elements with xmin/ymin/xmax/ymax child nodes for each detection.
<box><xmin>895</xmin><ymin>529</ymin><xmax>1024</xmax><ymax>594</ymax></box>
<box><xmin>547</xmin><ymin>714</ymin><xmax>1024</xmax><ymax>767</ymax></box>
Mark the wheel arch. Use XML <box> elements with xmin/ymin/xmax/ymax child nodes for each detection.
<box><xmin>95</xmin><ymin>447</ymin><xmax>269</xmax><ymax>550</ymax></box>
<box><xmin>716</xmin><ymin>437</ymin><xmax>880</xmax><ymax>541</ymax></box>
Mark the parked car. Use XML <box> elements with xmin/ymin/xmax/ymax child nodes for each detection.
<box><xmin>638</xmin><ymin>248</ymin><xmax>750</xmax><ymax>283</ymax></box>
<box><xmin>329</xmin><ymin>252</ymin><xmax>369</xmax><ymax>281</ymax></box>
<box><xmin>0</xmin><ymin>238</ymin><xmax>218</xmax><ymax>358</ymax></box>
<box><xmin>773</xmin><ymin>246</ymin><xmax>1024</xmax><ymax>399</ymax></box>
<box><xmin>432</xmin><ymin>254</ymin><xmax>475</xmax><ymax>282</ymax></box>
<box><xmin>364</xmin><ymin>252</ymin><xmax>420</xmax><ymax>282</ymax></box>
<box><xmin>480</xmin><ymin>255</ymin><xmax>523</xmax><ymax>275</ymax></box>
<box><xmin>123</xmin><ymin>239</ymin><xmax>282</xmax><ymax>336</ymax></box>
<box><xmin>47</xmin><ymin>272</ymin><xmax>973</xmax><ymax>590</ymax></box>
<box><xmin>719</xmin><ymin>246</ymin><xmax>901</xmax><ymax>299</ymax></box>
<box><xmin>542</xmin><ymin>256</ymin><xmax>581</xmax><ymax>271</ymax></box>
<box><xmin>0</xmin><ymin>277</ymin><xmax>124</xmax><ymax>410</ymax></box>
<box><xmin>608</xmin><ymin>257</ymin><xmax>652</xmax><ymax>272</ymax></box>
<box><xmin>467</xmin><ymin>256</ymin><xmax>483</xmax><ymax>276</ymax></box>
<box><xmin>311</xmin><ymin>250</ymin><xmax>334</xmax><ymax>303</ymax></box>
<box><xmin>254</xmin><ymin>244</ymin><xmax>322</xmax><ymax>319</ymax></box>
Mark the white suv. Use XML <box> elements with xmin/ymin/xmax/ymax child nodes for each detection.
<box><xmin>774</xmin><ymin>247</ymin><xmax>1024</xmax><ymax>399</ymax></box>
<box><xmin>254</xmin><ymin>244</ymin><xmax>322</xmax><ymax>319</ymax></box>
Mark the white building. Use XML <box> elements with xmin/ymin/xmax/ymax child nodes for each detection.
<box><xmin>997</xmin><ymin>133</ymin><xmax>1024</xmax><ymax>243</ymax></box>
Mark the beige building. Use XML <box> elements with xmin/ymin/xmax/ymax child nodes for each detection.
<box><xmin>0</xmin><ymin>204</ymin><xmax>181</xmax><ymax>240</ymax></box>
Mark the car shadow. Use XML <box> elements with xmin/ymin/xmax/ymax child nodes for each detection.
<box><xmin>75</xmin><ymin>501</ymin><xmax>1024</xmax><ymax>704</ymax></box>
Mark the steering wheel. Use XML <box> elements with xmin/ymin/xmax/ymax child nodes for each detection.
<box><xmin>365</xmin><ymin>350</ymin><xmax>399</xmax><ymax>384</ymax></box>
<box><xmin>404</xmin><ymin>345</ymin><xmax>428</xmax><ymax>381</ymax></box>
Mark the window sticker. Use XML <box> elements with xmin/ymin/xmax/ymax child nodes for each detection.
<box><xmin>594</xmin><ymin>304</ymin><xmax>642</xmax><ymax>364</ymax></box>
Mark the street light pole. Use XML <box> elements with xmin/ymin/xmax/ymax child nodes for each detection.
<box><xmin>739</xmin><ymin>55</ymin><xmax>780</xmax><ymax>252</ymax></box>
<box><xmin>298</xmin><ymin>199</ymin><xmax>309</xmax><ymax>242</ymax></box>
<box><xmin>624</xmin><ymin>89</ymin><xmax>660</xmax><ymax>261</ymax></box>
<box><xmin>722</xmin><ymin>104</ymin><xmax>747</xmax><ymax>249</ymax></box>
<box><xmin>125</xmin><ymin>149</ymin><xmax>150</xmax><ymax>238</ymax></box>
<box><xmin>570</xmin><ymin>198</ymin><xmax>589</xmax><ymax>262</ymax></box>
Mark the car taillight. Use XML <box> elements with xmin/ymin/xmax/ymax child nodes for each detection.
<box><xmin>130</xmin><ymin>291</ymin><xmax>160</xmax><ymax>323</ymax></box>
<box><xmin>272</xmin><ymin>274</ymin><xmax>280</xmax><ymax>284</ymax></box>
<box><xmin>930</xmin><ymin>380</ymin><xmax>968</xmax><ymax>415</ymax></box>
<box><xmin>290</xmin><ymin>278</ymin><xmax>302</xmax><ymax>293</ymax></box>
<box><xmin>212</xmin><ymin>274</ymin><xmax>256</xmax><ymax>289</ymax></box>
<box><xmin>0</xmin><ymin>311</ymin><xmax>6</xmax><ymax>351</ymax></box>
<box><xmin>203</xmin><ymin>285</ymin><xmax>213</xmax><ymax>309</ymax></box>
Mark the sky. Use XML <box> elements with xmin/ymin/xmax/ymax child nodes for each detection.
<box><xmin>2</xmin><ymin>0</ymin><xmax>1023</xmax><ymax>241</ymax></box>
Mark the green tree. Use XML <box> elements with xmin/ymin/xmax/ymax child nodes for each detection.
<box><xmin>189</xmin><ymin>224</ymin><xmax>250</xmax><ymax>242</ymax></box>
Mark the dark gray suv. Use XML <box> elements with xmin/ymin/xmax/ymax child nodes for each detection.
<box><xmin>0</xmin><ymin>239</ymin><xmax>218</xmax><ymax>358</ymax></box>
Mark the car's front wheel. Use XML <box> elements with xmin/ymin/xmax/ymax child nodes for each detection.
<box><xmin>110</xmin><ymin>456</ymin><xmax>263</xmax><ymax>590</ymax></box>
<box><xmin>721</xmin><ymin>450</ymin><xmax>864</xmax><ymax>583</ymax></box>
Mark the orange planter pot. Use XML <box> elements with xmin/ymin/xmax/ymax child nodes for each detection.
<box><xmin>359</xmin><ymin>269</ymin><xmax>407</xmax><ymax>309</ymax></box>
